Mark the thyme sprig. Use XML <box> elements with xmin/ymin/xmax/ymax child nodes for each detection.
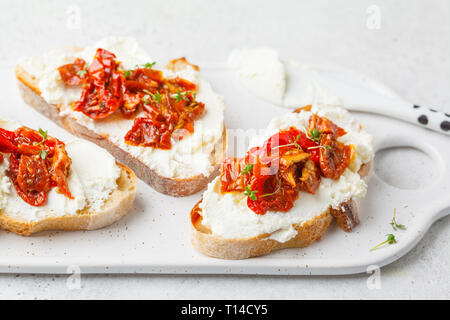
<box><xmin>307</xmin><ymin>145</ymin><xmax>332</xmax><ymax>151</ymax></box>
<box><xmin>390</xmin><ymin>208</ymin><xmax>406</xmax><ymax>231</ymax></box>
<box><xmin>173</xmin><ymin>91</ymin><xmax>193</xmax><ymax>103</ymax></box>
<box><xmin>37</xmin><ymin>128</ymin><xmax>48</xmax><ymax>146</ymax></box>
<box><xmin>76</xmin><ymin>63</ymin><xmax>89</xmax><ymax>78</ymax></box>
<box><xmin>39</xmin><ymin>150</ymin><xmax>48</xmax><ymax>160</ymax></box>
<box><xmin>124</xmin><ymin>61</ymin><xmax>156</xmax><ymax>78</ymax></box>
<box><xmin>241</xmin><ymin>163</ymin><xmax>254</xmax><ymax>175</ymax></box>
<box><xmin>244</xmin><ymin>186</ymin><xmax>258</xmax><ymax>201</ymax></box>
<box><xmin>370</xmin><ymin>234</ymin><xmax>397</xmax><ymax>251</ymax></box>
<box><xmin>260</xmin><ymin>178</ymin><xmax>283</xmax><ymax>198</ymax></box>
<box><xmin>271</xmin><ymin>134</ymin><xmax>303</xmax><ymax>152</ymax></box>
<box><xmin>308</xmin><ymin>128</ymin><xmax>322</xmax><ymax>142</ymax></box>
<box><xmin>143</xmin><ymin>89</ymin><xmax>162</xmax><ymax>103</ymax></box>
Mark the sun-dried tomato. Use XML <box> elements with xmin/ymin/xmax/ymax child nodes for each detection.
<box><xmin>220</xmin><ymin>115</ymin><xmax>353</xmax><ymax>215</ymax></box>
<box><xmin>299</xmin><ymin>159</ymin><xmax>321</xmax><ymax>194</ymax></box>
<box><xmin>50</xmin><ymin>145</ymin><xmax>73</xmax><ymax>199</ymax></box>
<box><xmin>125</xmin><ymin>89</ymin><xmax>204</xmax><ymax>149</ymax></box>
<box><xmin>125</xmin><ymin>68</ymin><xmax>163</xmax><ymax>92</ymax></box>
<box><xmin>17</xmin><ymin>155</ymin><xmax>51</xmax><ymax>193</ymax></box>
<box><xmin>0</xmin><ymin>126</ymin><xmax>72</xmax><ymax>206</ymax></box>
<box><xmin>0</xmin><ymin>128</ymin><xmax>18</xmax><ymax>153</ymax></box>
<box><xmin>59</xmin><ymin>50</ymin><xmax>205</xmax><ymax>150</ymax></box>
<box><xmin>73</xmin><ymin>49</ymin><xmax>124</xmax><ymax>119</ymax></box>
<box><xmin>124</xmin><ymin>117</ymin><xmax>172</xmax><ymax>149</ymax></box>
<box><xmin>319</xmin><ymin>134</ymin><xmax>353</xmax><ymax>179</ymax></box>
<box><xmin>309</xmin><ymin>114</ymin><xmax>346</xmax><ymax>138</ymax></box>
<box><xmin>220</xmin><ymin>157</ymin><xmax>249</xmax><ymax>193</ymax></box>
<box><xmin>58</xmin><ymin>58</ymin><xmax>88</xmax><ymax>86</ymax></box>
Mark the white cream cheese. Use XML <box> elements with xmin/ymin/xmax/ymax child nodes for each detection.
<box><xmin>20</xmin><ymin>37</ymin><xmax>225</xmax><ymax>179</ymax></box>
<box><xmin>228</xmin><ymin>47</ymin><xmax>286</xmax><ymax>105</ymax></box>
<box><xmin>65</xmin><ymin>139</ymin><xmax>121</xmax><ymax>212</ymax></box>
<box><xmin>199</xmin><ymin>105</ymin><xmax>374</xmax><ymax>243</ymax></box>
<box><xmin>283</xmin><ymin>60</ymin><xmax>341</xmax><ymax>108</ymax></box>
<box><xmin>1</xmin><ymin>158</ymin><xmax>87</xmax><ymax>222</ymax></box>
<box><xmin>227</xmin><ymin>47</ymin><xmax>340</xmax><ymax>108</ymax></box>
<box><xmin>0</xmin><ymin>119</ymin><xmax>121</xmax><ymax>221</ymax></box>
<box><xmin>0</xmin><ymin>161</ymin><xmax>12</xmax><ymax>210</ymax></box>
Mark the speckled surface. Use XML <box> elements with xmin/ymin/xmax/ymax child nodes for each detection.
<box><xmin>0</xmin><ymin>0</ymin><xmax>449</xmax><ymax>299</ymax></box>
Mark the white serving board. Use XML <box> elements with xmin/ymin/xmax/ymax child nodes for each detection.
<box><xmin>0</xmin><ymin>63</ymin><xmax>448</xmax><ymax>275</ymax></box>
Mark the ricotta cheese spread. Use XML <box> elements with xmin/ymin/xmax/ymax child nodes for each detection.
<box><xmin>20</xmin><ymin>36</ymin><xmax>225</xmax><ymax>179</ymax></box>
<box><xmin>199</xmin><ymin>104</ymin><xmax>374</xmax><ymax>243</ymax></box>
<box><xmin>228</xmin><ymin>47</ymin><xmax>286</xmax><ymax>105</ymax></box>
<box><xmin>0</xmin><ymin>119</ymin><xmax>121</xmax><ymax>221</ymax></box>
<box><xmin>227</xmin><ymin>47</ymin><xmax>341</xmax><ymax>108</ymax></box>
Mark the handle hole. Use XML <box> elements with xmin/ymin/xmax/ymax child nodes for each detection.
<box><xmin>374</xmin><ymin>146</ymin><xmax>437</xmax><ymax>189</ymax></box>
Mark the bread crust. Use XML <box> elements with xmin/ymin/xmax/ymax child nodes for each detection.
<box><xmin>190</xmin><ymin>162</ymin><xmax>372</xmax><ymax>260</ymax></box>
<box><xmin>0</xmin><ymin>163</ymin><xmax>137</xmax><ymax>236</ymax></box>
<box><xmin>15</xmin><ymin>65</ymin><xmax>226</xmax><ymax>197</ymax></box>
<box><xmin>191</xmin><ymin>201</ymin><xmax>333</xmax><ymax>260</ymax></box>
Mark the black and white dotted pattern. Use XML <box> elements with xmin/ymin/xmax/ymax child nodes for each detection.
<box><xmin>413</xmin><ymin>105</ymin><xmax>450</xmax><ymax>134</ymax></box>
<box><xmin>441</xmin><ymin>121</ymin><xmax>450</xmax><ymax>132</ymax></box>
<box><xmin>418</xmin><ymin>115</ymin><xmax>428</xmax><ymax>125</ymax></box>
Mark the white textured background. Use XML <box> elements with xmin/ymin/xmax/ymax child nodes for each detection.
<box><xmin>0</xmin><ymin>0</ymin><xmax>449</xmax><ymax>299</ymax></box>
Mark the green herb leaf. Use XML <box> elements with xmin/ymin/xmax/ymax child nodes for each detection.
<box><xmin>241</xmin><ymin>163</ymin><xmax>254</xmax><ymax>175</ymax></box>
<box><xmin>142</xmin><ymin>90</ymin><xmax>162</xmax><ymax>103</ymax></box>
<box><xmin>390</xmin><ymin>208</ymin><xmax>406</xmax><ymax>231</ymax></box>
<box><xmin>76</xmin><ymin>63</ymin><xmax>89</xmax><ymax>78</ymax></box>
<box><xmin>174</xmin><ymin>91</ymin><xmax>192</xmax><ymax>103</ymax></box>
<box><xmin>142</xmin><ymin>95</ymin><xmax>150</xmax><ymax>104</ymax></box>
<box><xmin>124</xmin><ymin>70</ymin><xmax>132</xmax><ymax>78</ymax></box>
<box><xmin>260</xmin><ymin>178</ymin><xmax>283</xmax><ymax>198</ymax></box>
<box><xmin>152</xmin><ymin>92</ymin><xmax>162</xmax><ymax>103</ymax></box>
<box><xmin>308</xmin><ymin>128</ymin><xmax>322</xmax><ymax>142</ymax></box>
<box><xmin>293</xmin><ymin>134</ymin><xmax>303</xmax><ymax>151</ymax></box>
<box><xmin>38</xmin><ymin>128</ymin><xmax>48</xmax><ymax>140</ymax></box>
<box><xmin>39</xmin><ymin>150</ymin><xmax>48</xmax><ymax>160</ymax></box>
<box><xmin>36</xmin><ymin>128</ymin><xmax>48</xmax><ymax>146</ymax></box>
<box><xmin>143</xmin><ymin>62</ymin><xmax>156</xmax><ymax>69</ymax></box>
<box><xmin>175</xmin><ymin>91</ymin><xmax>183</xmax><ymax>103</ymax></box>
<box><xmin>370</xmin><ymin>234</ymin><xmax>397</xmax><ymax>251</ymax></box>
<box><xmin>244</xmin><ymin>185</ymin><xmax>258</xmax><ymax>201</ymax></box>
<box><xmin>307</xmin><ymin>145</ymin><xmax>331</xmax><ymax>151</ymax></box>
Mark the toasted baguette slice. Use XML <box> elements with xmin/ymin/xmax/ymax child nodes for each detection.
<box><xmin>0</xmin><ymin>163</ymin><xmax>137</xmax><ymax>236</ymax></box>
<box><xmin>190</xmin><ymin>102</ymin><xmax>374</xmax><ymax>259</ymax></box>
<box><xmin>15</xmin><ymin>42</ymin><xmax>226</xmax><ymax>197</ymax></box>
<box><xmin>190</xmin><ymin>162</ymin><xmax>371</xmax><ymax>260</ymax></box>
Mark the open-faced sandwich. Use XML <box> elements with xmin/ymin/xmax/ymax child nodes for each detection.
<box><xmin>0</xmin><ymin>119</ymin><xmax>137</xmax><ymax>236</ymax></box>
<box><xmin>191</xmin><ymin>104</ymin><xmax>374</xmax><ymax>259</ymax></box>
<box><xmin>15</xmin><ymin>37</ymin><xmax>226</xmax><ymax>196</ymax></box>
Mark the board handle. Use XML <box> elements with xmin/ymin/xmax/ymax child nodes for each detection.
<box><xmin>375</xmin><ymin>133</ymin><xmax>450</xmax><ymax>219</ymax></box>
<box><xmin>408</xmin><ymin>104</ymin><xmax>450</xmax><ymax>136</ymax></box>
<box><xmin>356</xmin><ymin>98</ymin><xmax>450</xmax><ymax>137</ymax></box>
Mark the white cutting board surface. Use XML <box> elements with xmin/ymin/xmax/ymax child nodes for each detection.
<box><xmin>0</xmin><ymin>63</ymin><xmax>448</xmax><ymax>275</ymax></box>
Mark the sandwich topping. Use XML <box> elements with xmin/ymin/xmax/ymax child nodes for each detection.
<box><xmin>58</xmin><ymin>49</ymin><xmax>205</xmax><ymax>150</ymax></box>
<box><xmin>220</xmin><ymin>112</ymin><xmax>354</xmax><ymax>215</ymax></box>
<box><xmin>0</xmin><ymin>127</ymin><xmax>72</xmax><ymax>206</ymax></box>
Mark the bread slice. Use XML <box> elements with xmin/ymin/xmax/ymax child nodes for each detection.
<box><xmin>190</xmin><ymin>162</ymin><xmax>371</xmax><ymax>260</ymax></box>
<box><xmin>0</xmin><ymin>162</ymin><xmax>137</xmax><ymax>236</ymax></box>
<box><xmin>15</xmin><ymin>55</ymin><xmax>226</xmax><ymax>197</ymax></box>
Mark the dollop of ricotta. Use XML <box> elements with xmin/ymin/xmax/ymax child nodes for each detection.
<box><xmin>227</xmin><ymin>47</ymin><xmax>341</xmax><ymax>108</ymax></box>
<box><xmin>65</xmin><ymin>139</ymin><xmax>121</xmax><ymax>212</ymax></box>
<box><xmin>228</xmin><ymin>47</ymin><xmax>286</xmax><ymax>105</ymax></box>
